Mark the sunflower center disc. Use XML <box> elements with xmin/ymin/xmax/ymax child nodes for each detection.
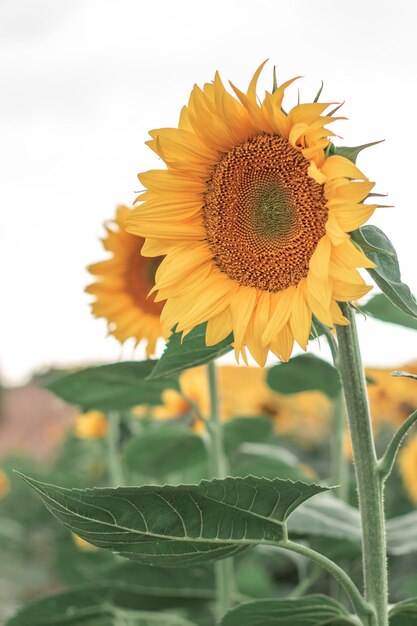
<box><xmin>202</xmin><ymin>133</ymin><xmax>328</xmax><ymax>292</ymax></box>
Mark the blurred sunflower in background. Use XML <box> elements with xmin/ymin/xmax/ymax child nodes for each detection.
<box><xmin>73</xmin><ymin>410</ymin><xmax>108</xmax><ymax>439</ymax></box>
<box><xmin>399</xmin><ymin>433</ymin><xmax>417</xmax><ymax>503</ymax></box>
<box><xmin>0</xmin><ymin>470</ymin><xmax>10</xmax><ymax>500</ymax></box>
<box><xmin>133</xmin><ymin>365</ymin><xmax>332</xmax><ymax>445</ymax></box>
<box><xmin>86</xmin><ymin>205</ymin><xmax>165</xmax><ymax>357</ymax></box>
<box><xmin>128</xmin><ymin>62</ymin><xmax>378</xmax><ymax>366</ymax></box>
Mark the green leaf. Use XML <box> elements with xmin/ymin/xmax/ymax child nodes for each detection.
<box><xmin>362</xmin><ymin>293</ymin><xmax>417</xmax><ymax>330</ymax></box>
<box><xmin>124</xmin><ymin>418</ymin><xmax>274</xmax><ymax>481</ymax></box>
<box><xmin>386</xmin><ymin>512</ymin><xmax>417</xmax><ymax>556</ymax></box>
<box><xmin>351</xmin><ymin>226</ymin><xmax>417</xmax><ymax>319</ymax></box>
<box><xmin>231</xmin><ymin>443</ymin><xmax>305</xmax><ymax>481</ymax></box>
<box><xmin>123</xmin><ymin>427</ymin><xmax>207</xmax><ymax>480</ymax></box>
<box><xmin>20</xmin><ymin>474</ymin><xmax>328</xmax><ymax>567</ymax></box>
<box><xmin>45</xmin><ymin>361</ymin><xmax>179</xmax><ymax>411</ymax></box>
<box><xmin>378</xmin><ymin>409</ymin><xmax>417</xmax><ymax>482</ymax></box>
<box><xmin>221</xmin><ymin>595</ymin><xmax>357</xmax><ymax>625</ymax></box>
<box><xmin>98</xmin><ymin>561</ymin><xmax>215</xmax><ymax>599</ymax></box>
<box><xmin>148</xmin><ymin>323</ymin><xmax>233</xmax><ymax>380</ymax></box>
<box><xmin>266</xmin><ymin>353</ymin><xmax>341</xmax><ymax>398</ymax></box>
<box><xmin>224</xmin><ymin>417</ymin><xmax>274</xmax><ymax>455</ymax></box>
<box><xmin>331</xmin><ymin>141</ymin><xmax>383</xmax><ymax>164</ymax></box>
<box><xmin>288</xmin><ymin>494</ymin><xmax>361</xmax><ymax>544</ymax></box>
<box><xmin>6</xmin><ymin>585</ymin><xmax>199</xmax><ymax>626</ymax></box>
<box><xmin>389</xmin><ymin>597</ymin><xmax>417</xmax><ymax>626</ymax></box>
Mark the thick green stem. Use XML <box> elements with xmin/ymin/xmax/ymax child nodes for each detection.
<box><xmin>331</xmin><ymin>393</ymin><xmax>349</xmax><ymax>502</ymax></box>
<box><xmin>107</xmin><ymin>411</ymin><xmax>124</xmax><ymax>487</ymax></box>
<box><xmin>207</xmin><ymin>361</ymin><xmax>234</xmax><ymax>621</ymax></box>
<box><xmin>280</xmin><ymin>540</ymin><xmax>374</xmax><ymax>624</ymax></box>
<box><xmin>335</xmin><ymin>304</ymin><xmax>388</xmax><ymax>626</ymax></box>
<box><xmin>321</xmin><ymin>324</ymin><xmax>349</xmax><ymax>502</ymax></box>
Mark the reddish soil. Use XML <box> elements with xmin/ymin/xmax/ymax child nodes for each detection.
<box><xmin>0</xmin><ymin>385</ymin><xmax>75</xmax><ymax>460</ymax></box>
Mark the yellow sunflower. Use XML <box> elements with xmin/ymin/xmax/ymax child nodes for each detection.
<box><xmin>127</xmin><ymin>63</ymin><xmax>377</xmax><ymax>366</ymax></box>
<box><xmin>73</xmin><ymin>410</ymin><xmax>108</xmax><ymax>439</ymax></box>
<box><xmin>86</xmin><ymin>205</ymin><xmax>165</xmax><ymax>357</ymax></box>
<box><xmin>399</xmin><ymin>434</ymin><xmax>417</xmax><ymax>503</ymax></box>
<box><xmin>0</xmin><ymin>469</ymin><xmax>10</xmax><ymax>500</ymax></box>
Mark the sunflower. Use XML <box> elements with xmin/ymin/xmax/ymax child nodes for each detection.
<box><xmin>399</xmin><ymin>434</ymin><xmax>417</xmax><ymax>503</ymax></box>
<box><xmin>73</xmin><ymin>410</ymin><xmax>108</xmax><ymax>439</ymax></box>
<box><xmin>0</xmin><ymin>469</ymin><xmax>10</xmax><ymax>500</ymax></box>
<box><xmin>86</xmin><ymin>205</ymin><xmax>165</xmax><ymax>356</ymax></box>
<box><xmin>127</xmin><ymin>63</ymin><xmax>377</xmax><ymax>366</ymax></box>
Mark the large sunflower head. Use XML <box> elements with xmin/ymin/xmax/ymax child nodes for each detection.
<box><xmin>86</xmin><ymin>205</ymin><xmax>165</xmax><ymax>357</ymax></box>
<box><xmin>127</xmin><ymin>63</ymin><xmax>378</xmax><ymax>366</ymax></box>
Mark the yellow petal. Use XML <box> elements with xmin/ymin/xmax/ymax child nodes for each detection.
<box><xmin>262</xmin><ymin>286</ymin><xmax>296</xmax><ymax>345</ymax></box>
<box><xmin>329</xmin><ymin>180</ymin><xmax>375</xmax><ymax>203</ymax></box>
<box><xmin>290</xmin><ymin>279</ymin><xmax>312</xmax><ymax>350</ymax></box>
<box><xmin>329</xmin><ymin>203</ymin><xmax>377</xmax><ymax>232</ymax></box>
<box><xmin>325</xmin><ymin>213</ymin><xmax>349</xmax><ymax>245</ymax></box>
<box><xmin>154</xmin><ymin>244</ymin><xmax>212</xmax><ymax>291</ymax></box>
<box><xmin>270</xmin><ymin>323</ymin><xmax>294</xmax><ymax>362</ymax></box>
<box><xmin>155</xmin><ymin>262</ymin><xmax>212</xmax><ymax>300</ymax></box>
<box><xmin>175</xmin><ymin>272</ymin><xmax>236</xmax><ymax>331</ymax></box>
<box><xmin>230</xmin><ymin>286</ymin><xmax>258</xmax><ymax>356</ymax></box>
<box><xmin>309</xmin><ymin>236</ymin><xmax>331</xmax><ymax>279</ymax></box>
<box><xmin>333</xmin><ymin>279</ymin><xmax>372</xmax><ymax>302</ymax></box>
<box><xmin>141</xmin><ymin>238</ymin><xmax>173</xmax><ymax>257</ymax></box>
<box><xmin>306</xmin><ymin>271</ymin><xmax>332</xmax><ymax>308</ymax></box>
<box><xmin>308</xmin><ymin>162</ymin><xmax>327</xmax><ymax>185</ymax></box>
<box><xmin>206</xmin><ymin>307</ymin><xmax>233</xmax><ymax>345</ymax></box>
<box><xmin>139</xmin><ymin>170</ymin><xmax>206</xmax><ymax>193</ymax></box>
<box><xmin>332</xmin><ymin>239</ymin><xmax>376</xmax><ymax>269</ymax></box>
<box><xmin>128</xmin><ymin>213</ymin><xmax>205</xmax><ymax>240</ymax></box>
<box><xmin>247</xmin><ymin>60</ymin><xmax>268</xmax><ymax>98</ymax></box>
<box><xmin>330</xmin><ymin>300</ymin><xmax>350</xmax><ymax>326</ymax></box>
<box><xmin>321</xmin><ymin>155</ymin><xmax>367</xmax><ymax>181</ymax></box>
<box><xmin>329</xmin><ymin>261</ymin><xmax>365</xmax><ymax>284</ymax></box>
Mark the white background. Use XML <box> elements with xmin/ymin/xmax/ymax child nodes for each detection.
<box><xmin>1</xmin><ymin>0</ymin><xmax>416</xmax><ymax>385</ymax></box>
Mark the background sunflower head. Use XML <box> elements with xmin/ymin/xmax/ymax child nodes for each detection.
<box><xmin>86</xmin><ymin>205</ymin><xmax>166</xmax><ymax>357</ymax></box>
<box><xmin>127</xmin><ymin>63</ymin><xmax>379</xmax><ymax>366</ymax></box>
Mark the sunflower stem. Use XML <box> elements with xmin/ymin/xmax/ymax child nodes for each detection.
<box><xmin>331</xmin><ymin>392</ymin><xmax>349</xmax><ymax>502</ymax></box>
<box><xmin>206</xmin><ymin>360</ymin><xmax>234</xmax><ymax>622</ymax></box>
<box><xmin>107</xmin><ymin>411</ymin><xmax>124</xmax><ymax>487</ymax></box>
<box><xmin>336</xmin><ymin>304</ymin><xmax>388</xmax><ymax>626</ymax></box>
<box><xmin>279</xmin><ymin>540</ymin><xmax>374</xmax><ymax>624</ymax></box>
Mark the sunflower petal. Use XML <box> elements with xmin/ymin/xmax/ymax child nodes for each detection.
<box><xmin>290</xmin><ymin>279</ymin><xmax>312</xmax><ymax>350</ymax></box>
<box><xmin>262</xmin><ymin>286</ymin><xmax>296</xmax><ymax>345</ymax></box>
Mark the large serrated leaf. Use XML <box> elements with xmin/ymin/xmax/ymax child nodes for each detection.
<box><xmin>386</xmin><ymin>511</ymin><xmax>417</xmax><ymax>556</ymax></box>
<box><xmin>6</xmin><ymin>585</ymin><xmax>199</xmax><ymax>626</ymax></box>
<box><xmin>266</xmin><ymin>353</ymin><xmax>341</xmax><ymax>398</ymax></box>
<box><xmin>148</xmin><ymin>323</ymin><xmax>233</xmax><ymax>380</ymax></box>
<box><xmin>389</xmin><ymin>597</ymin><xmax>417</xmax><ymax>626</ymax></box>
<box><xmin>288</xmin><ymin>493</ymin><xmax>361</xmax><ymax>544</ymax></box>
<box><xmin>362</xmin><ymin>293</ymin><xmax>417</xmax><ymax>330</ymax></box>
<box><xmin>224</xmin><ymin>417</ymin><xmax>274</xmax><ymax>454</ymax></box>
<box><xmin>123</xmin><ymin>427</ymin><xmax>207</xmax><ymax>479</ymax></box>
<box><xmin>221</xmin><ymin>595</ymin><xmax>357</xmax><ymax>625</ymax></box>
<box><xmin>231</xmin><ymin>444</ymin><xmax>305</xmax><ymax>482</ymax></box>
<box><xmin>124</xmin><ymin>418</ymin><xmax>274</xmax><ymax>481</ymax></box>
<box><xmin>45</xmin><ymin>361</ymin><xmax>179</xmax><ymax>411</ymax></box>
<box><xmin>20</xmin><ymin>474</ymin><xmax>328</xmax><ymax>567</ymax></box>
<box><xmin>351</xmin><ymin>226</ymin><xmax>417</xmax><ymax>319</ymax></box>
<box><xmin>55</xmin><ymin>554</ymin><xmax>215</xmax><ymax>599</ymax></box>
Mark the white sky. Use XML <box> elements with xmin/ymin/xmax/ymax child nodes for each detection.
<box><xmin>1</xmin><ymin>0</ymin><xmax>416</xmax><ymax>385</ymax></box>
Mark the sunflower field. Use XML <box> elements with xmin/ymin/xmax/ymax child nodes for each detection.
<box><xmin>2</xmin><ymin>32</ymin><xmax>417</xmax><ymax>626</ymax></box>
